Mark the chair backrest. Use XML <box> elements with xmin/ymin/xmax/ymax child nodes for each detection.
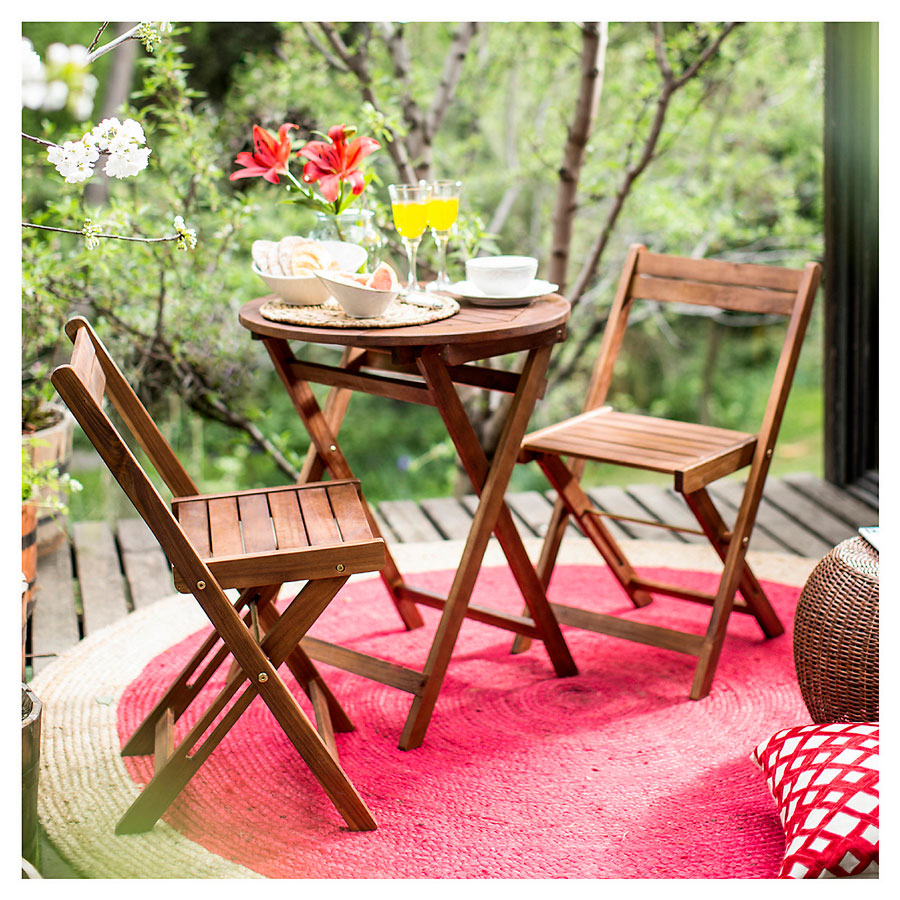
<box><xmin>51</xmin><ymin>317</ymin><xmax>224</xmax><ymax>606</ymax></box>
<box><xmin>584</xmin><ymin>243</ymin><xmax>822</xmax><ymax>456</ymax></box>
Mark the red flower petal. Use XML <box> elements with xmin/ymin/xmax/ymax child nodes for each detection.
<box><xmin>317</xmin><ymin>173</ymin><xmax>341</xmax><ymax>202</ymax></box>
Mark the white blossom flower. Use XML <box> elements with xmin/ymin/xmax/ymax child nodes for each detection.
<box><xmin>118</xmin><ymin>118</ymin><xmax>146</xmax><ymax>144</ymax></box>
<box><xmin>22</xmin><ymin>38</ymin><xmax>97</xmax><ymax>117</ymax></box>
<box><xmin>84</xmin><ymin>117</ymin><xmax>121</xmax><ymax>151</ymax></box>
<box><xmin>173</xmin><ymin>216</ymin><xmax>197</xmax><ymax>251</ymax></box>
<box><xmin>42</xmin><ymin>80</ymin><xmax>69</xmax><ymax>111</ymax></box>
<box><xmin>103</xmin><ymin>146</ymin><xmax>151</xmax><ymax>178</ymax></box>
<box><xmin>82</xmin><ymin>218</ymin><xmax>102</xmax><ymax>251</ymax></box>
<box><xmin>45</xmin><ymin>42</ymin><xmax>90</xmax><ymax>68</ymax></box>
<box><xmin>47</xmin><ymin>140</ymin><xmax>99</xmax><ymax>183</ymax></box>
<box><xmin>137</xmin><ymin>22</ymin><xmax>174</xmax><ymax>53</ymax></box>
<box><xmin>21</xmin><ymin>38</ymin><xmax>46</xmax><ymax>109</ymax></box>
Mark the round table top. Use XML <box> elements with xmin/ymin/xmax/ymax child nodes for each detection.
<box><xmin>239</xmin><ymin>293</ymin><xmax>570</xmax><ymax>351</ymax></box>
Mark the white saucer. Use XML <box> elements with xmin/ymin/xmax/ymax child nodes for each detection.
<box><xmin>446</xmin><ymin>279</ymin><xmax>559</xmax><ymax>307</ymax></box>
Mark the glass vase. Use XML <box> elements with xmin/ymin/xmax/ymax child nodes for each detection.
<box><xmin>311</xmin><ymin>209</ymin><xmax>382</xmax><ymax>267</ymax></box>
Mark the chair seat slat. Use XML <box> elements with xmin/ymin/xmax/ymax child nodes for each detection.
<box><xmin>327</xmin><ymin>482</ymin><xmax>373</xmax><ymax>542</ymax></box>
<box><xmin>207</xmin><ymin>497</ymin><xmax>243</xmax><ymax>557</ymax></box>
<box><xmin>238</xmin><ymin>493</ymin><xmax>276</xmax><ymax>553</ymax></box>
<box><xmin>298</xmin><ymin>487</ymin><xmax>343</xmax><ymax>546</ymax></box>
<box><xmin>268</xmin><ymin>490</ymin><xmax>309</xmax><ymax>550</ymax></box>
<box><xmin>176</xmin><ymin>500</ymin><xmax>211</xmax><ymax>559</ymax></box>
<box><xmin>603</xmin><ymin>410</ymin><xmax>752</xmax><ymax>444</ymax></box>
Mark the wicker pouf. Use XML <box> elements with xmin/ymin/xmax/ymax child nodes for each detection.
<box><xmin>793</xmin><ymin>536</ymin><xmax>879</xmax><ymax>722</ymax></box>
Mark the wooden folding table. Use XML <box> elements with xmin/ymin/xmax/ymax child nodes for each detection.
<box><xmin>239</xmin><ymin>294</ymin><xmax>577</xmax><ymax>750</ymax></box>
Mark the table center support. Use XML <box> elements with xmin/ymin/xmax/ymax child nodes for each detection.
<box><xmin>243</xmin><ymin>294</ymin><xmax>577</xmax><ymax>750</ymax></box>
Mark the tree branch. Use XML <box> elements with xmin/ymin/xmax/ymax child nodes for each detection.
<box><xmin>317</xmin><ymin>22</ymin><xmax>417</xmax><ymax>184</ymax></box>
<box><xmin>424</xmin><ymin>22</ymin><xmax>479</xmax><ymax>142</ymax></box>
<box><xmin>567</xmin><ymin>22</ymin><xmax>739</xmax><ymax>305</ymax></box>
<box><xmin>301</xmin><ymin>22</ymin><xmax>349</xmax><ymax>71</ymax></box>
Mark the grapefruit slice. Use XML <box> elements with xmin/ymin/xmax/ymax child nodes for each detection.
<box><xmin>365</xmin><ymin>262</ymin><xmax>400</xmax><ymax>291</ymax></box>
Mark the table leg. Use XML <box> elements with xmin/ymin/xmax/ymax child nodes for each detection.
<box><xmin>399</xmin><ymin>347</ymin><xmax>576</xmax><ymax>750</ymax></box>
<box><xmin>263</xmin><ymin>337</ymin><xmax>424</xmax><ymax>630</ymax></box>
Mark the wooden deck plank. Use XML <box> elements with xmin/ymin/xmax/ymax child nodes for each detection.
<box><xmin>31</xmin><ymin>475</ymin><xmax>878</xmax><ymax>667</ymax></box>
<box><xmin>419</xmin><ymin>496</ymin><xmax>474</xmax><ymax>540</ymax></box>
<box><xmin>586</xmin><ymin>486</ymin><xmax>681</xmax><ymax>542</ymax></box>
<box><xmin>504</xmin><ymin>490</ymin><xmax>559</xmax><ymax>537</ymax></box>
<box><xmin>71</xmin><ymin>521</ymin><xmax>130</xmax><ymax>635</ymax></box>
<box><xmin>781</xmin><ymin>472</ymin><xmax>878</xmax><ymax>527</ymax></box>
<box><xmin>702</xmin><ymin>487</ymin><xmax>785</xmax><ymax>554</ymax></box>
<box><xmin>624</xmin><ymin>484</ymin><xmax>706</xmax><ymax>543</ymax></box>
<box><xmin>378</xmin><ymin>499</ymin><xmax>444</xmax><ymax>543</ymax></box>
<box><xmin>370</xmin><ymin>507</ymin><xmax>397</xmax><ymax>543</ymax></box>
<box><xmin>29</xmin><ymin>541</ymin><xmax>79</xmax><ymax>676</ymax></box>
<box><xmin>116</xmin><ymin>519</ymin><xmax>175</xmax><ymax>609</ymax></box>
<box><xmin>760</xmin><ymin>478</ymin><xmax>862</xmax><ymax>547</ymax></box>
<box><xmin>708</xmin><ymin>480</ymin><xmax>833</xmax><ymax>558</ymax></box>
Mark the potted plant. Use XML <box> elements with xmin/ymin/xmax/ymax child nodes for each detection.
<box><xmin>22</xmin><ymin>442</ymin><xmax>81</xmax><ymax>677</ymax></box>
<box><xmin>23</xmin><ymin>375</ymin><xmax>76</xmax><ymax>553</ymax></box>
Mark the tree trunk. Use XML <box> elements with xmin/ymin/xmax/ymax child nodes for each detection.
<box><xmin>548</xmin><ymin>22</ymin><xmax>608</xmax><ymax>293</ymax></box>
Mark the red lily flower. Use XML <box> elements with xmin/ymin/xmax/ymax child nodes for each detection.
<box><xmin>230</xmin><ymin>123</ymin><xmax>297</xmax><ymax>184</ymax></box>
<box><xmin>298</xmin><ymin>124</ymin><xmax>380</xmax><ymax>203</ymax></box>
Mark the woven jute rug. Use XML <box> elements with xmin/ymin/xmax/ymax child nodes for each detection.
<box><xmin>32</xmin><ymin>538</ymin><xmax>818</xmax><ymax>879</ymax></box>
<box><xmin>260</xmin><ymin>294</ymin><xmax>459</xmax><ymax>329</ymax></box>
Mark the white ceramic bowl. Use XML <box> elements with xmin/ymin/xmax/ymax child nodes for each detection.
<box><xmin>252</xmin><ymin>241</ymin><xmax>368</xmax><ymax>305</ymax></box>
<box><xmin>466</xmin><ymin>255</ymin><xmax>538</xmax><ymax>295</ymax></box>
<box><xmin>314</xmin><ymin>271</ymin><xmax>400</xmax><ymax>319</ymax></box>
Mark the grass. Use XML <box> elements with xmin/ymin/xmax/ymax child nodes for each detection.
<box><xmin>66</xmin><ymin>373</ymin><xmax>824</xmax><ymax>522</ymax></box>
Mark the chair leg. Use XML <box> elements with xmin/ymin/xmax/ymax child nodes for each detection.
<box><xmin>511</xmin><ymin>494</ymin><xmax>569</xmax><ymax>654</ymax></box>
<box><xmin>256</xmin><ymin>597</ymin><xmax>355</xmax><ymax>737</ymax></box>
<box><xmin>117</xmin><ymin>578</ymin><xmax>376</xmax><ymax>834</ymax></box>
<box><xmin>538</xmin><ymin>455</ymin><xmax>654</xmax><ymax>607</ymax></box>
<box><xmin>689</xmin><ymin>527</ymin><xmax>752</xmax><ymax>700</ymax></box>
<box><xmin>122</xmin><ymin>586</ymin><xmax>276</xmax><ymax>757</ymax></box>
<box><xmin>683</xmin><ymin>487</ymin><xmax>784</xmax><ymax>638</ymax></box>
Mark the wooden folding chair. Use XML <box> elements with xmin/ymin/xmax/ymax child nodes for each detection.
<box><xmin>51</xmin><ymin>317</ymin><xmax>385</xmax><ymax>833</ymax></box>
<box><xmin>515</xmin><ymin>244</ymin><xmax>821</xmax><ymax>699</ymax></box>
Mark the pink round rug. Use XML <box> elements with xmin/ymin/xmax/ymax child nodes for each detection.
<box><xmin>118</xmin><ymin>565</ymin><xmax>807</xmax><ymax>878</ymax></box>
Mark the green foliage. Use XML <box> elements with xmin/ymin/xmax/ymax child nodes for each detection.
<box><xmin>23</xmin><ymin>22</ymin><xmax>828</xmax><ymax>521</ymax></box>
<box><xmin>22</xmin><ymin>441</ymin><xmax>82</xmax><ymax>510</ymax></box>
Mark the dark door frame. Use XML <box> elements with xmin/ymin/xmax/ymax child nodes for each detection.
<box><xmin>823</xmin><ymin>22</ymin><xmax>878</xmax><ymax>502</ymax></box>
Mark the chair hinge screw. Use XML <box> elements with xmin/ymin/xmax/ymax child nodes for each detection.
<box><xmin>742</xmin><ymin>536</ymin><xmax>749</xmax><ymax>546</ymax></box>
<box><xmin>196</xmin><ymin>580</ymin><xmax>206</xmax><ymax>590</ymax></box>
<box><xmin>336</xmin><ymin>563</ymin><xmax>345</xmax><ymax>573</ymax></box>
<box><xmin>329</xmin><ymin>444</ymin><xmax>337</xmax><ymax>452</ymax></box>
<box><xmin>258</xmin><ymin>672</ymin><xmax>269</xmax><ymax>683</ymax></box>
<box><xmin>765</xmin><ymin>448</ymin><xmax>773</xmax><ymax>458</ymax></box>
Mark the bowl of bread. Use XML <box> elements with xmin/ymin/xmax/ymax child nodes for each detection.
<box><xmin>251</xmin><ymin>237</ymin><xmax>368</xmax><ymax>305</ymax></box>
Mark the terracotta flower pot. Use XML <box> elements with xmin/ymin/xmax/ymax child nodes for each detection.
<box><xmin>22</xmin><ymin>503</ymin><xmax>38</xmax><ymax>678</ymax></box>
<box><xmin>23</xmin><ymin>407</ymin><xmax>75</xmax><ymax>556</ymax></box>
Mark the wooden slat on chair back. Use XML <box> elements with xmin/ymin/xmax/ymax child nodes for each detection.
<box><xmin>630</xmin><ymin>251</ymin><xmax>803</xmax><ymax>316</ymax></box>
<box><xmin>585</xmin><ymin>245</ymin><xmax>821</xmax><ymax>429</ymax></box>
<box><xmin>51</xmin><ymin>322</ymin><xmax>287</xmax><ymax>680</ymax></box>
<box><xmin>60</xmin><ymin>317</ymin><xmax>197</xmax><ymax>498</ymax></box>
<box><xmin>52</xmin><ymin>319</ymin><xmax>223</xmax><ymax>590</ymax></box>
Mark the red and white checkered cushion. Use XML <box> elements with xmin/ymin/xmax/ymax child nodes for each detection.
<box><xmin>752</xmin><ymin>722</ymin><xmax>879</xmax><ymax>878</ymax></box>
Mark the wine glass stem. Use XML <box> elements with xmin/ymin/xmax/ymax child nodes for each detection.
<box><xmin>402</xmin><ymin>237</ymin><xmax>420</xmax><ymax>291</ymax></box>
<box><xmin>432</xmin><ymin>231</ymin><xmax>449</xmax><ymax>287</ymax></box>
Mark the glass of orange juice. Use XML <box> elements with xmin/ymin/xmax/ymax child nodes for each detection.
<box><xmin>388</xmin><ymin>182</ymin><xmax>432</xmax><ymax>299</ymax></box>
<box><xmin>425</xmin><ymin>180</ymin><xmax>462</xmax><ymax>293</ymax></box>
